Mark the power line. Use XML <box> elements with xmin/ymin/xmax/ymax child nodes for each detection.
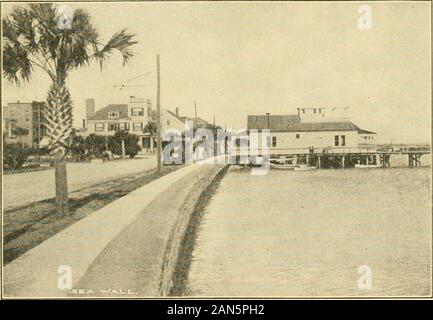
<box><xmin>124</xmin><ymin>71</ymin><xmax>153</xmax><ymax>83</ymax></box>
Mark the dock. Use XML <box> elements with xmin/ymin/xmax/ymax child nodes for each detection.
<box><xmin>231</xmin><ymin>144</ymin><xmax>431</xmax><ymax>169</ymax></box>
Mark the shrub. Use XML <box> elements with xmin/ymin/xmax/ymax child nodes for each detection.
<box><xmin>85</xmin><ymin>134</ymin><xmax>108</xmax><ymax>159</ymax></box>
<box><xmin>70</xmin><ymin>135</ymin><xmax>88</xmax><ymax>162</ymax></box>
<box><xmin>3</xmin><ymin>142</ymin><xmax>32</xmax><ymax>169</ymax></box>
<box><xmin>108</xmin><ymin>131</ymin><xmax>142</xmax><ymax>158</ymax></box>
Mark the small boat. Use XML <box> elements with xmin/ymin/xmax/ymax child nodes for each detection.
<box><xmin>354</xmin><ymin>164</ymin><xmax>381</xmax><ymax>168</ymax></box>
<box><xmin>294</xmin><ymin>164</ymin><xmax>317</xmax><ymax>171</ymax></box>
<box><xmin>354</xmin><ymin>155</ymin><xmax>381</xmax><ymax>168</ymax></box>
<box><xmin>270</xmin><ymin>163</ymin><xmax>295</xmax><ymax>170</ymax></box>
<box><xmin>270</xmin><ymin>156</ymin><xmax>296</xmax><ymax>170</ymax></box>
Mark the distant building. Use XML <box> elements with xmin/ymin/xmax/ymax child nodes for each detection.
<box><xmin>3</xmin><ymin>101</ymin><xmax>46</xmax><ymax>147</ymax></box>
<box><xmin>83</xmin><ymin>96</ymin><xmax>187</xmax><ymax>151</ymax></box>
<box><xmin>247</xmin><ymin>107</ymin><xmax>376</xmax><ymax>153</ymax></box>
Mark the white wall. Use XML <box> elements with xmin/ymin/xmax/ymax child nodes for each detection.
<box><xmin>262</xmin><ymin>131</ymin><xmax>359</xmax><ymax>150</ymax></box>
<box><xmin>161</xmin><ymin>110</ymin><xmax>185</xmax><ymax>134</ymax></box>
<box><xmin>358</xmin><ymin>133</ymin><xmax>376</xmax><ymax>148</ymax></box>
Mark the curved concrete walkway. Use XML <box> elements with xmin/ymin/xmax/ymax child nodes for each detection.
<box><xmin>3</xmin><ymin>162</ymin><xmax>225</xmax><ymax>298</ymax></box>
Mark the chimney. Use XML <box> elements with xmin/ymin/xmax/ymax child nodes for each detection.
<box><xmin>86</xmin><ymin>99</ymin><xmax>95</xmax><ymax>119</ymax></box>
<box><xmin>175</xmin><ymin>107</ymin><xmax>179</xmax><ymax>117</ymax></box>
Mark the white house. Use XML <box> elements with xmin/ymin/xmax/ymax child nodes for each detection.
<box><xmin>247</xmin><ymin>107</ymin><xmax>376</xmax><ymax>155</ymax></box>
<box><xmin>82</xmin><ymin>97</ymin><xmax>191</xmax><ymax>152</ymax></box>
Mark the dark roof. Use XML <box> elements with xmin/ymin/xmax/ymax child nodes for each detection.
<box><xmin>165</xmin><ymin>109</ymin><xmax>186</xmax><ymax>122</ymax></box>
<box><xmin>193</xmin><ymin>117</ymin><xmax>211</xmax><ymax>127</ymax></box>
<box><xmin>358</xmin><ymin>128</ymin><xmax>376</xmax><ymax>134</ymax></box>
<box><xmin>247</xmin><ymin>114</ymin><xmax>375</xmax><ymax>134</ymax></box>
<box><xmin>248</xmin><ymin>115</ymin><xmax>301</xmax><ymax>131</ymax></box>
<box><xmin>87</xmin><ymin>104</ymin><xmax>130</xmax><ymax>120</ymax></box>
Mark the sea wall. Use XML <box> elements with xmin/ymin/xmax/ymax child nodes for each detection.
<box><xmin>3</xmin><ymin>162</ymin><xmax>227</xmax><ymax>298</ymax></box>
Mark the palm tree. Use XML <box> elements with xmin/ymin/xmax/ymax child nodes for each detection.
<box><xmin>3</xmin><ymin>3</ymin><xmax>137</xmax><ymax>215</ymax></box>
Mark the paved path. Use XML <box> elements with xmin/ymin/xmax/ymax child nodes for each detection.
<box><xmin>3</xmin><ymin>163</ymin><xmax>224</xmax><ymax>297</ymax></box>
<box><xmin>3</xmin><ymin>156</ymin><xmax>156</xmax><ymax>209</ymax></box>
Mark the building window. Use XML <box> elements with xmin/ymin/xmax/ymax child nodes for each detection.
<box><xmin>318</xmin><ymin>109</ymin><xmax>321</xmax><ymax>114</ymax></box>
<box><xmin>131</xmin><ymin>108</ymin><xmax>144</xmax><ymax>116</ymax></box>
<box><xmin>341</xmin><ymin>135</ymin><xmax>346</xmax><ymax>146</ymax></box>
<box><xmin>296</xmin><ymin>133</ymin><xmax>300</xmax><ymax>139</ymax></box>
<box><xmin>108</xmin><ymin>112</ymin><xmax>119</xmax><ymax>118</ymax></box>
<box><xmin>133</xmin><ymin>122</ymin><xmax>143</xmax><ymax>131</ymax></box>
<box><xmin>302</xmin><ymin>109</ymin><xmax>305</xmax><ymax>114</ymax></box>
<box><xmin>119</xmin><ymin>123</ymin><xmax>130</xmax><ymax>131</ymax></box>
<box><xmin>108</xmin><ymin>123</ymin><xmax>119</xmax><ymax>131</ymax></box>
<box><xmin>313</xmin><ymin>109</ymin><xmax>317</xmax><ymax>113</ymax></box>
<box><xmin>167</xmin><ymin>120</ymin><xmax>170</xmax><ymax>126</ymax></box>
<box><xmin>272</xmin><ymin>136</ymin><xmax>277</xmax><ymax>147</ymax></box>
<box><xmin>95</xmin><ymin>123</ymin><xmax>104</xmax><ymax>132</ymax></box>
<box><xmin>335</xmin><ymin>135</ymin><xmax>339</xmax><ymax>146</ymax></box>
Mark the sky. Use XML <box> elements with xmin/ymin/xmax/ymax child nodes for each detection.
<box><xmin>2</xmin><ymin>1</ymin><xmax>431</xmax><ymax>143</ymax></box>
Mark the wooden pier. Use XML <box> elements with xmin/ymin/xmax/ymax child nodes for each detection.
<box><xmin>232</xmin><ymin>144</ymin><xmax>430</xmax><ymax>168</ymax></box>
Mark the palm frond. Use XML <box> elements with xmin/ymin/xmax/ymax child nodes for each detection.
<box><xmin>2</xmin><ymin>40</ymin><xmax>33</xmax><ymax>85</ymax></box>
<box><xmin>93</xmin><ymin>29</ymin><xmax>138</xmax><ymax>69</ymax></box>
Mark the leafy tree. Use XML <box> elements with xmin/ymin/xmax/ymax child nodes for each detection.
<box><xmin>108</xmin><ymin>131</ymin><xmax>141</xmax><ymax>158</ymax></box>
<box><xmin>143</xmin><ymin>121</ymin><xmax>157</xmax><ymax>135</ymax></box>
<box><xmin>85</xmin><ymin>134</ymin><xmax>107</xmax><ymax>159</ymax></box>
<box><xmin>3</xmin><ymin>3</ymin><xmax>137</xmax><ymax>214</ymax></box>
<box><xmin>70</xmin><ymin>134</ymin><xmax>87</xmax><ymax>162</ymax></box>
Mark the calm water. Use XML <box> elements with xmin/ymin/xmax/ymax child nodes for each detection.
<box><xmin>186</xmin><ymin>164</ymin><xmax>431</xmax><ymax>297</ymax></box>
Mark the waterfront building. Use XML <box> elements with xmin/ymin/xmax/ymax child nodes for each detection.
<box><xmin>3</xmin><ymin>101</ymin><xmax>46</xmax><ymax>147</ymax></box>
<box><xmin>247</xmin><ymin>107</ymin><xmax>376</xmax><ymax>155</ymax></box>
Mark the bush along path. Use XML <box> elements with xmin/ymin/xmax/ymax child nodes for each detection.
<box><xmin>3</xmin><ymin>165</ymin><xmax>183</xmax><ymax>265</ymax></box>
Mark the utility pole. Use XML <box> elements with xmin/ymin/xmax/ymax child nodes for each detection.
<box><xmin>37</xmin><ymin>102</ymin><xmax>41</xmax><ymax>163</ymax></box>
<box><xmin>156</xmin><ymin>54</ymin><xmax>162</xmax><ymax>173</ymax></box>
<box><xmin>213</xmin><ymin>114</ymin><xmax>216</xmax><ymax>156</ymax></box>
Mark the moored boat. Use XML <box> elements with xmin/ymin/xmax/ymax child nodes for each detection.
<box><xmin>270</xmin><ymin>163</ymin><xmax>295</xmax><ymax>170</ymax></box>
<box><xmin>354</xmin><ymin>163</ymin><xmax>381</xmax><ymax>168</ymax></box>
<box><xmin>270</xmin><ymin>156</ymin><xmax>297</xmax><ymax>170</ymax></box>
<box><xmin>294</xmin><ymin>164</ymin><xmax>317</xmax><ymax>171</ymax></box>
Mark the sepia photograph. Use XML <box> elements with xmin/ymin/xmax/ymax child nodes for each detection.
<box><xmin>1</xmin><ymin>0</ymin><xmax>431</xmax><ymax>303</ymax></box>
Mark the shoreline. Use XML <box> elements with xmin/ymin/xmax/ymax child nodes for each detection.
<box><xmin>168</xmin><ymin>164</ymin><xmax>230</xmax><ymax>297</ymax></box>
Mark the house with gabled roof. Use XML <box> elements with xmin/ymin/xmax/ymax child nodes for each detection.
<box><xmin>247</xmin><ymin>107</ymin><xmax>376</xmax><ymax>154</ymax></box>
<box><xmin>83</xmin><ymin>97</ymin><xmax>191</xmax><ymax>152</ymax></box>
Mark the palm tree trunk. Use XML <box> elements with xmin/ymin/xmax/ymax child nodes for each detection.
<box><xmin>54</xmin><ymin>153</ymin><xmax>68</xmax><ymax>215</ymax></box>
<box><xmin>45</xmin><ymin>80</ymin><xmax>73</xmax><ymax>216</ymax></box>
